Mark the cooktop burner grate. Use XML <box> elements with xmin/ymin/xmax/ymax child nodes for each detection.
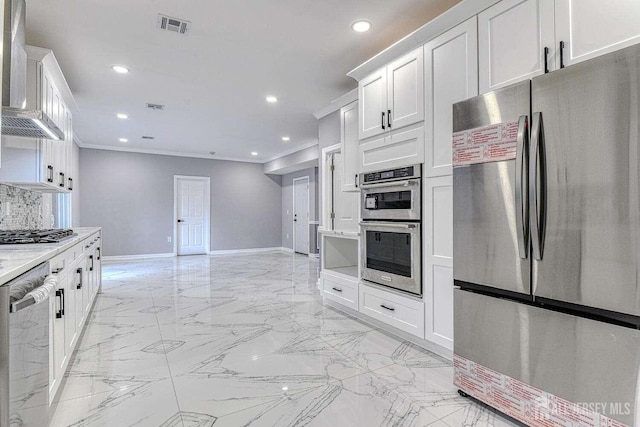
<box><xmin>0</xmin><ymin>229</ymin><xmax>76</xmax><ymax>244</ymax></box>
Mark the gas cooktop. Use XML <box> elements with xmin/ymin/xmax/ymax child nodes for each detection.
<box><xmin>0</xmin><ymin>229</ymin><xmax>76</xmax><ymax>244</ymax></box>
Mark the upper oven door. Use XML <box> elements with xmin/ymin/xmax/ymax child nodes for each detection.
<box><xmin>360</xmin><ymin>222</ymin><xmax>422</xmax><ymax>295</ymax></box>
<box><xmin>360</xmin><ymin>179</ymin><xmax>421</xmax><ymax>221</ymax></box>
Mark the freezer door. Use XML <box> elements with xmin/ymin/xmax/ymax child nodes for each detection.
<box><xmin>455</xmin><ymin>289</ymin><xmax>640</xmax><ymax>426</ymax></box>
<box><xmin>531</xmin><ymin>44</ymin><xmax>640</xmax><ymax>318</ymax></box>
<box><xmin>452</xmin><ymin>81</ymin><xmax>531</xmax><ymax>295</ymax></box>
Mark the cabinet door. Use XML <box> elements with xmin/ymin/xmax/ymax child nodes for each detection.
<box><xmin>387</xmin><ymin>47</ymin><xmax>424</xmax><ymax>131</ymax></box>
<box><xmin>358</xmin><ymin>125</ymin><xmax>425</xmax><ymax>173</ymax></box>
<box><xmin>358</xmin><ymin>68</ymin><xmax>387</xmax><ymax>140</ymax></box>
<box><xmin>424</xmin><ymin>17</ymin><xmax>478</xmax><ymax>178</ymax></box>
<box><xmin>51</xmin><ymin>278</ymin><xmax>67</xmax><ymax>395</ymax></box>
<box><xmin>56</xmin><ymin>103</ymin><xmax>67</xmax><ymax>190</ymax></box>
<box><xmin>555</xmin><ymin>0</ymin><xmax>640</xmax><ymax>67</ymax></box>
<box><xmin>332</xmin><ymin>152</ymin><xmax>359</xmax><ymax>232</ymax></box>
<box><xmin>478</xmin><ymin>0</ymin><xmax>555</xmax><ymax>93</ymax></box>
<box><xmin>64</xmin><ymin>270</ymin><xmax>77</xmax><ymax>354</ymax></box>
<box><xmin>423</xmin><ymin>176</ymin><xmax>453</xmax><ymax>350</ymax></box>
<box><xmin>66</xmin><ymin>112</ymin><xmax>74</xmax><ymax>191</ymax></box>
<box><xmin>340</xmin><ymin>101</ymin><xmax>359</xmax><ymax>192</ymax></box>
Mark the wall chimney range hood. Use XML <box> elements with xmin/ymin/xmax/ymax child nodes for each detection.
<box><xmin>1</xmin><ymin>0</ymin><xmax>64</xmax><ymax>140</ymax></box>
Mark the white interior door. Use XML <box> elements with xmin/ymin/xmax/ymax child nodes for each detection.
<box><xmin>175</xmin><ymin>176</ymin><xmax>209</xmax><ymax>256</ymax></box>
<box><xmin>293</xmin><ymin>177</ymin><xmax>309</xmax><ymax>255</ymax></box>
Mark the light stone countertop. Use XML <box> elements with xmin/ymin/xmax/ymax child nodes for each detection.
<box><xmin>0</xmin><ymin>227</ymin><xmax>101</xmax><ymax>285</ymax></box>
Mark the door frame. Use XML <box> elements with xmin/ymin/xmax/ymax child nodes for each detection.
<box><xmin>173</xmin><ymin>175</ymin><xmax>211</xmax><ymax>256</ymax></box>
<box><xmin>292</xmin><ymin>176</ymin><xmax>310</xmax><ymax>254</ymax></box>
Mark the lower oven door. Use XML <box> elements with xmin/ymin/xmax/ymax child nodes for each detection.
<box><xmin>360</xmin><ymin>222</ymin><xmax>421</xmax><ymax>295</ymax></box>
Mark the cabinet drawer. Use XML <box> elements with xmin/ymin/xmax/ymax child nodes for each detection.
<box><xmin>359</xmin><ymin>283</ymin><xmax>424</xmax><ymax>337</ymax></box>
<box><xmin>322</xmin><ymin>273</ymin><xmax>358</xmax><ymax>311</ymax></box>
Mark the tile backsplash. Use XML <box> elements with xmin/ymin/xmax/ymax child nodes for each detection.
<box><xmin>0</xmin><ymin>184</ymin><xmax>44</xmax><ymax>229</ymax></box>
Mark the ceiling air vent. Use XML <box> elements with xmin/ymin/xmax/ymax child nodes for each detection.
<box><xmin>142</xmin><ymin>136</ymin><xmax>155</xmax><ymax>140</ymax></box>
<box><xmin>157</xmin><ymin>14</ymin><xmax>190</xmax><ymax>35</ymax></box>
<box><xmin>146</xmin><ymin>103</ymin><xmax>165</xmax><ymax>111</ymax></box>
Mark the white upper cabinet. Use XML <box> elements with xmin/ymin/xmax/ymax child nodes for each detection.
<box><xmin>555</xmin><ymin>0</ymin><xmax>640</xmax><ymax>67</ymax></box>
<box><xmin>387</xmin><ymin>48</ymin><xmax>424</xmax><ymax>132</ymax></box>
<box><xmin>358</xmin><ymin>69</ymin><xmax>387</xmax><ymax>140</ymax></box>
<box><xmin>0</xmin><ymin>46</ymin><xmax>75</xmax><ymax>193</ymax></box>
<box><xmin>358</xmin><ymin>47</ymin><xmax>424</xmax><ymax>140</ymax></box>
<box><xmin>340</xmin><ymin>101</ymin><xmax>359</xmax><ymax>192</ymax></box>
<box><xmin>424</xmin><ymin>17</ymin><xmax>478</xmax><ymax>178</ymax></box>
<box><xmin>478</xmin><ymin>0</ymin><xmax>555</xmax><ymax>93</ymax></box>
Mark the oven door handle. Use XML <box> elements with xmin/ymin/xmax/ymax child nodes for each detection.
<box><xmin>359</xmin><ymin>222</ymin><xmax>417</xmax><ymax>229</ymax></box>
<box><xmin>360</xmin><ymin>179</ymin><xmax>418</xmax><ymax>189</ymax></box>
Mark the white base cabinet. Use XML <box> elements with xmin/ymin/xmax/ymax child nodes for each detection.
<box><xmin>359</xmin><ymin>282</ymin><xmax>425</xmax><ymax>338</ymax></box>
<box><xmin>48</xmin><ymin>232</ymin><xmax>101</xmax><ymax>403</ymax></box>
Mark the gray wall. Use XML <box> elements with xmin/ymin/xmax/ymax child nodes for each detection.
<box><xmin>317</xmin><ymin>111</ymin><xmax>340</xmax><ymax>228</ymax></box>
<box><xmin>281</xmin><ymin>167</ymin><xmax>318</xmax><ymax>251</ymax></box>
<box><xmin>79</xmin><ymin>148</ymin><xmax>282</xmax><ymax>256</ymax></box>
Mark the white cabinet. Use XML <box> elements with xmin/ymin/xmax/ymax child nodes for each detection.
<box><xmin>424</xmin><ymin>18</ymin><xmax>478</xmax><ymax>178</ymax></box>
<box><xmin>49</xmin><ymin>272</ymin><xmax>68</xmax><ymax>400</ymax></box>
<box><xmin>555</xmin><ymin>0</ymin><xmax>640</xmax><ymax>67</ymax></box>
<box><xmin>359</xmin><ymin>282</ymin><xmax>425</xmax><ymax>338</ymax></box>
<box><xmin>387</xmin><ymin>49</ymin><xmax>424</xmax><ymax>132</ymax></box>
<box><xmin>49</xmin><ymin>232</ymin><xmax>102</xmax><ymax>402</ymax></box>
<box><xmin>478</xmin><ymin>0</ymin><xmax>555</xmax><ymax>93</ymax></box>
<box><xmin>321</xmin><ymin>144</ymin><xmax>359</xmax><ymax>232</ymax></box>
<box><xmin>340</xmin><ymin>101</ymin><xmax>359</xmax><ymax>192</ymax></box>
<box><xmin>357</xmin><ymin>124</ymin><xmax>424</xmax><ymax>173</ymax></box>
<box><xmin>423</xmin><ymin>176</ymin><xmax>454</xmax><ymax>350</ymax></box>
<box><xmin>0</xmin><ymin>46</ymin><xmax>76</xmax><ymax>193</ymax></box>
<box><xmin>358</xmin><ymin>69</ymin><xmax>387</xmax><ymax>140</ymax></box>
<box><xmin>358</xmin><ymin>48</ymin><xmax>424</xmax><ymax>140</ymax></box>
<box><xmin>319</xmin><ymin>233</ymin><xmax>360</xmax><ymax>310</ymax></box>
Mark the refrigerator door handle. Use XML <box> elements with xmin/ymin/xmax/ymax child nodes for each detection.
<box><xmin>530</xmin><ymin>112</ymin><xmax>546</xmax><ymax>260</ymax></box>
<box><xmin>515</xmin><ymin>114</ymin><xmax>529</xmax><ymax>259</ymax></box>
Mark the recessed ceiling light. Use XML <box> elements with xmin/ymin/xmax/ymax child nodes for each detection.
<box><xmin>111</xmin><ymin>65</ymin><xmax>130</xmax><ymax>74</ymax></box>
<box><xmin>119</xmin><ymin>138</ymin><xmax>128</xmax><ymax>143</ymax></box>
<box><xmin>266</xmin><ymin>96</ymin><xmax>278</xmax><ymax>103</ymax></box>
<box><xmin>351</xmin><ymin>20</ymin><xmax>371</xmax><ymax>33</ymax></box>
<box><xmin>117</xmin><ymin>113</ymin><xmax>128</xmax><ymax>119</ymax></box>
<box><xmin>251</xmin><ymin>152</ymin><xmax>258</xmax><ymax>156</ymax></box>
<box><xmin>282</xmin><ymin>136</ymin><xmax>290</xmax><ymax>142</ymax></box>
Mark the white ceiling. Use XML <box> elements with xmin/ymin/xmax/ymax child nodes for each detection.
<box><xmin>26</xmin><ymin>0</ymin><xmax>459</xmax><ymax>162</ymax></box>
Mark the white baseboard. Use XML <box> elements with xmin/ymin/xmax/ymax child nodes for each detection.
<box><xmin>280</xmin><ymin>247</ymin><xmax>294</xmax><ymax>253</ymax></box>
<box><xmin>209</xmin><ymin>247</ymin><xmax>290</xmax><ymax>256</ymax></box>
<box><xmin>308</xmin><ymin>253</ymin><xmax>319</xmax><ymax>258</ymax></box>
<box><xmin>102</xmin><ymin>253</ymin><xmax>175</xmax><ymax>261</ymax></box>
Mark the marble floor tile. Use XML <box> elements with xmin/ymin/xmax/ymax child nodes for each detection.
<box><xmin>50</xmin><ymin>252</ymin><xmax>519</xmax><ymax>427</ymax></box>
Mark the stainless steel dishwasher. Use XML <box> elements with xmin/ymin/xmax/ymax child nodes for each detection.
<box><xmin>0</xmin><ymin>262</ymin><xmax>53</xmax><ymax>427</ymax></box>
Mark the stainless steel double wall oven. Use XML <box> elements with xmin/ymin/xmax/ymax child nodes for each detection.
<box><xmin>360</xmin><ymin>165</ymin><xmax>422</xmax><ymax>295</ymax></box>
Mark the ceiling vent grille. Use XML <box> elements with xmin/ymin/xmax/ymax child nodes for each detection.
<box><xmin>146</xmin><ymin>103</ymin><xmax>165</xmax><ymax>111</ymax></box>
<box><xmin>157</xmin><ymin>14</ymin><xmax>190</xmax><ymax>35</ymax></box>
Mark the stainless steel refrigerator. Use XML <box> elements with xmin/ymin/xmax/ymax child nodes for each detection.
<box><xmin>453</xmin><ymin>43</ymin><xmax>640</xmax><ymax>426</ymax></box>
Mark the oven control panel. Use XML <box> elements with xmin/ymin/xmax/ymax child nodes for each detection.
<box><xmin>361</xmin><ymin>165</ymin><xmax>419</xmax><ymax>185</ymax></box>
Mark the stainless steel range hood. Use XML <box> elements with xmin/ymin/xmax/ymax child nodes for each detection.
<box><xmin>1</xmin><ymin>0</ymin><xmax>63</xmax><ymax>140</ymax></box>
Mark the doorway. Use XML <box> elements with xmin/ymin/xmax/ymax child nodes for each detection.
<box><xmin>174</xmin><ymin>175</ymin><xmax>210</xmax><ymax>256</ymax></box>
<box><xmin>293</xmin><ymin>176</ymin><xmax>309</xmax><ymax>254</ymax></box>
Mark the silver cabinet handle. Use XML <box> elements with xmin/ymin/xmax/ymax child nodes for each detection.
<box><xmin>515</xmin><ymin>114</ymin><xmax>529</xmax><ymax>259</ymax></box>
<box><xmin>380</xmin><ymin>304</ymin><xmax>395</xmax><ymax>312</ymax></box>
<box><xmin>360</xmin><ymin>179</ymin><xmax>417</xmax><ymax>189</ymax></box>
<box><xmin>52</xmin><ymin>267</ymin><xmax>64</xmax><ymax>274</ymax></box>
<box><xmin>529</xmin><ymin>112</ymin><xmax>547</xmax><ymax>261</ymax></box>
<box><xmin>331</xmin><ymin>287</ymin><xmax>343</xmax><ymax>293</ymax></box>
